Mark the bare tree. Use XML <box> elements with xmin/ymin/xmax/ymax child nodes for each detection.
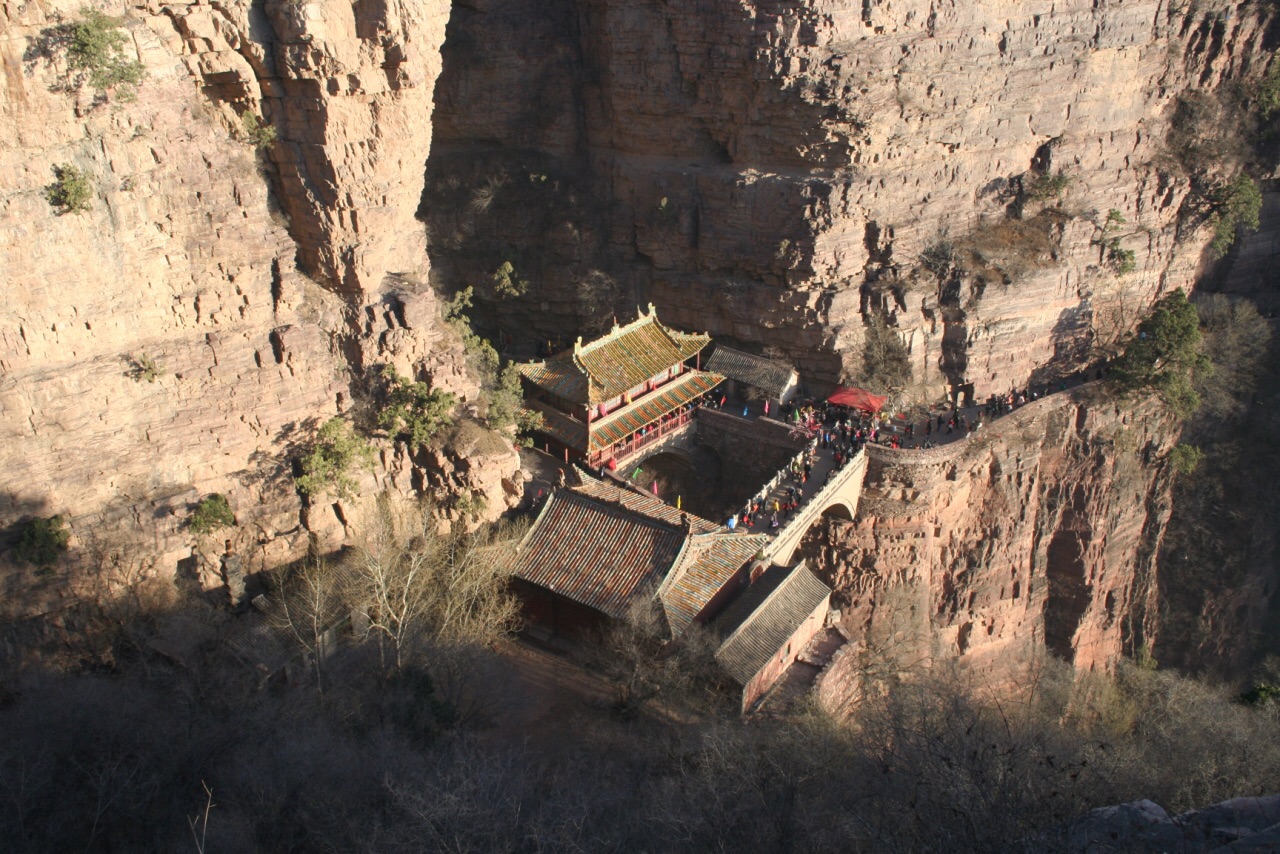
<box><xmin>342</xmin><ymin>494</ymin><xmax>525</xmax><ymax>675</ymax></box>
<box><xmin>271</xmin><ymin>555</ymin><xmax>352</xmax><ymax>694</ymax></box>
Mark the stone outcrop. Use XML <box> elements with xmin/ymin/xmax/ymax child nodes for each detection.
<box><xmin>157</xmin><ymin>0</ymin><xmax>449</xmax><ymax>297</ymax></box>
<box><xmin>1039</xmin><ymin>794</ymin><xmax>1280</xmax><ymax>853</ymax></box>
<box><xmin>0</xmin><ymin>0</ymin><xmax>517</xmax><ymax>619</ymax></box>
<box><xmin>812</xmin><ymin>386</ymin><xmax>1176</xmax><ymax>708</ymax></box>
<box><xmin>425</xmin><ymin>0</ymin><xmax>1274</xmax><ymax>397</ymax></box>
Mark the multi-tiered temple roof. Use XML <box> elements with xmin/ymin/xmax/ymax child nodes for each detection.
<box><xmin>517</xmin><ymin>305</ymin><xmax>723</xmax><ymax>462</ymax></box>
<box><xmin>518</xmin><ymin>305</ymin><xmax>712</xmax><ymax>405</ymax></box>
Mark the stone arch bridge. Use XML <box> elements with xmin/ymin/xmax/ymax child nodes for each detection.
<box><xmin>613</xmin><ymin>407</ymin><xmax>869</xmax><ymax>568</ymax></box>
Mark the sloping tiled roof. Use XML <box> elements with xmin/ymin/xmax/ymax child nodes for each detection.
<box><xmin>705</xmin><ymin>346</ymin><xmax>797</xmax><ymax>400</ymax></box>
<box><xmin>518</xmin><ymin>357</ymin><xmax>588</xmax><ymax>403</ymax></box>
<box><xmin>589</xmin><ymin>370</ymin><xmax>723</xmax><ymax>453</ymax></box>
<box><xmin>517</xmin><ymin>307</ymin><xmax>713</xmax><ymax>405</ymax></box>
<box><xmin>661</xmin><ymin>533</ymin><xmax>769</xmax><ymax>636</ymax></box>
<box><xmin>571</xmin><ymin>477</ymin><xmax>720</xmax><ymax>534</ymax></box>
<box><xmin>523</xmin><ymin>400</ymin><xmax>589</xmax><ymax>451</ymax></box>
<box><xmin>714</xmin><ymin>563</ymin><xmax>831</xmax><ymax>685</ymax></box>
<box><xmin>514</xmin><ymin>489</ymin><xmax>685</xmax><ymax>619</ymax></box>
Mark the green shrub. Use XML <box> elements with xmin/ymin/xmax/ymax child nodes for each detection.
<box><xmin>66</xmin><ymin>9</ymin><xmax>146</xmax><ymax>96</ymax></box>
<box><xmin>127</xmin><ymin>352</ymin><xmax>163</xmax><ymax>383</ymax></box>
<box><xmin>485</xmin><ymin>364</ymin><xmax>523</xmax><ymax>432</ymax></box>
<box><xmin>1171</xmin><ymin>443</ymin><xmax>1203</xmax><ymax>475</ymax></box>
<box><xmin>1257</xmin><ymin>61</ymin><xmax>1280</xmax><ymax>120</ymax></box>
<box><xmin>1107</xmin><ymin>241</ymin><xmax>1137</xmax><ymax>275</ymax></box>
<box><xmin>295</xmin><ymin>417</ymin><xmax>375</xmax><ymax>499</ymax></box>
<box><xmin>453</xmin><ymin>491</ymin><xmax>488</xmax><ymax>520</ymax></box>
<box><xmin>242</xmin><ymin>113</ymin><xmax>277</xmax><ymax>149</ymax></box>
<box><xmin>1111</xmin><ymin>289</ymin><xmax>1212</xmax><ymax>418</ymax></box>
<box><xmin>1026</xmin><ymin>170</ymin><xmax>1072</xmax><ymax>202</ymax></box>
<box><xmin>46</xmin><ymin>164</ymin><xmax>93</xmax><ymax>214</ymax></box>
<box><xmin>491</xmin><ymin>260</ymin><xmax>525</xmax><ymax>299</ymax></box>
<box><xmin>376</xmin><ymin>365</ymin><xmax>456</xmax><ymax>449</ymax></box>
<box><xmin>444</xmin><ymin>287</ymin><xmax>499</xmax><ymax>385</ymax></box>
<box><xmin>14</xmin><ymin>516</ymin><xmax>69</xmax><ymax>567</ymax></box>
<box><xmin>1241</xmin><ymin>683</ymin><xmax>1280</xmax><ymax>706</ymax></box>
<box><xmin>1209</xmin><ymin>174</ymin><xmax>1262</xmax><ymax>257</ymax></box>
<box><xmin>189</xmin><ymin>494</ymin><xmax>235</xmax><ymax>534</ymax></box>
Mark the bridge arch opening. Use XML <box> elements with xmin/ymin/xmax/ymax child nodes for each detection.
<box><xmin>627</xmin><ymin>445</ymin><xmax>724</xmax><ymax>520</ymax></box>
<box><xmin>786</xmin><ymin>501</ymin><xmax>857</xmax><ymax>566</ymax></box>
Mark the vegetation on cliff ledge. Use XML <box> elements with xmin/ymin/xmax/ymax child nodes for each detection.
<box><xmin>295</xmin><ymin>417</ymin><xmax>374</xmax><ymax>499</ymax></box>
<box><xmin>31</xmin><ymin>9</ymin><xmax>147</xmax><ymax>100</ymax></box>
<box><xmin>1111</xmin><ymin>289</ymin><xmax>1211</xmax><ymax>418</ymax></box>
<box><xmin>375</xmin><ymin>365</ymin><xmax>456</xmax><ymax>450</ymax></box>
<box><xmin>188</xmin><ymin>494</ymin><xmax>235</xmax><ymax>536</ymax></box>
<box><xmin>44</xmin><ymin>164</ymin><xmax>93</xmax><ymax>214</ymax></box>
<box><xmin>13</xmin><ymin>515</ymin><xmax>69</xmax><ymax>569</ymax></box>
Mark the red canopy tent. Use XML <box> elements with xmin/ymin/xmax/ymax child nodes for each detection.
<box><xmin>827</xmin><ymin>386</ymin><xmax>888</xmax><ymax>413</ymax></box>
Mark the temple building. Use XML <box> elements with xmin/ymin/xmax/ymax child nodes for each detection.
<box><xmin>517</xmin><ymin>305</ymin><xmax>725</xmax><ymax>467</ymax></box>
<box><xmin>512</xmin><ymin>476</ymin><xmax>769</xmax><ymax>637</ymax></box>
<box><xmin>713</xmin><ymin>561</ymin><xmax>832</xmax><ymax>713</ymax></box>
<box><xmin>704</xmin><ymin>345</ymin><xmax>799</xmax><ymax>413</ymax></box>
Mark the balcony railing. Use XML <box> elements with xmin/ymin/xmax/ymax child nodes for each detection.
<box><xmin>592</xmin><ymin>408</ymin><xmax>696</xmax><ymax>467</ymax></box>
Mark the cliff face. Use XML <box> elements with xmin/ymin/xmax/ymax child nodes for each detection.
<box><xmin>426</xmin><ymin>0</ymin><xmax>1272</xmax><ymax>394</ymax></box>
<box><xmin>0</xmin><ymin>0</ymin><xmax>517</xmax><ymax>616</ymax></box>
<box><xmin>813</xmin><ymin>388</ymin><xmax>1177</xmax><ymax>709</ymax></box>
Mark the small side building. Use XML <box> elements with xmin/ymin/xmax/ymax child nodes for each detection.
<box><xmin>713</xmin><ymin>561</ymin><xmax>832</xmax><ymax>713</ymax></box>
<box><xmin>704</xmin><ymin>345</ymin><xmax>799</xmax><ymax>412</ymax></box>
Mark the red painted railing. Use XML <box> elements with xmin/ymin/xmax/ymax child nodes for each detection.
<box><xmin>592</xmin><ymin>409</ymin><xmax>695</xmax><ymax>467</ymax></box>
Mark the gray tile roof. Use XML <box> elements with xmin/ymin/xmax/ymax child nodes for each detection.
<box><xmin>704</xmin><ymin>346</ymin><xmax>797</xmax><ymax>400</ymax></box>
<box><xmin>572</xmin><ymin>476</ymin><xmax>720</xmax><ymax>534</ymax></box>
<box><xmin>661</xmin><ymin>532</ymin><xmax>769</xmax><ymax>636</ymax></box>
<box><xmin>714</xmin><ymin>562</ymin><xmax>831</xmax><ymax>685</ymax></box>
<box><xmin>514</xmin><ymin>489</ymin><xmax>686</xmax><ymax>619</ymax></box>
<box><xmin>516</xmin><ymin>479</ymin><xmax>768</xmax><ymax>627</ymax></box>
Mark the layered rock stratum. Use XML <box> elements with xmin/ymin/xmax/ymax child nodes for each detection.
<box><xmin>812</xmin><ymin>387</ymin><xmax>1177</xmax><ymax>706</ymax></box>
<box><xmin>0</xmin><ymin>0</ymin><xmax>518</xmax><ymax>616</ymax></box>
<box><xmin>426</xmin><ymin>0</ymin><xmax>1271</xmax><ymax>394</ymax></box>
<box><xmin>0</xmin><ymin>0</ymin><xmax>1272</xmax><ymax>678</ymax></box>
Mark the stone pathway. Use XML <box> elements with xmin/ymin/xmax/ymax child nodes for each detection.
<box><xmin>872</xmin><ymin>371</ymin><xmax>1096</xmax><ymax>451</ymax></box>
<box><xmin>741</xmin><ymin>439</ymin><xmax>837</xmax><ymax>535</ymax></box>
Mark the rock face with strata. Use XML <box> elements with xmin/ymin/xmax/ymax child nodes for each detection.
<box><xmin>157</xmin><ymin>0</ymin><xmax>449</xmax><ymax>296</ymax></box>
<box><xmin>811</xmin><ymin>388</ymin><xmax>1176</xmax><ymax>709</ymax></box>
<box><xmin>0</xmin><ymin>0</ymin><xmax>517</xmax><ymax>618</ymax></box>
<box><xmin>425</xmin><ymin>0</ymin><xmax>1273</xmax><ymax>396</ymax></box>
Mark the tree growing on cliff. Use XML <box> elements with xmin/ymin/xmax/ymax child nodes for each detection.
<box><xmin>295</xmin><ymin>417</ymin><xmax>375</xmax><ymax>500</ymax></box>
<box><xmin>39</xmin><ymin>9</ymin><xmax>147</xmax><ymax>100</ymax></box>
<box><xmin>45</xmin><ymin>164</ymin><xmax>93</xmax><ymax>214</ymax></box>
<box><xmin>241</xmin><ymin>113</ymin><xmax>277</xmax><ymax>150</ymax></box>
<box><xmin>14</xmin><ymin>515</ymin><xmax>69</xmax><ymax>569</ymax></box>
<box><xmin>1209</xmin><ymin>174</ymin><xmax>1262</xmax><ymax>258</ymax></box>
<box><xmin>376</xmin><ymin>365</ymin><xmax>456</xmax><ymax>450</ymax></box>
<box><xmin>1110</xmin><ymin>289</ymin><xmax>1211</xmax><ymax>418</ymax></box>
<box><xmin>854</xmin><ymin>315</ymin><xmax>912</xmax><ymax>394</ymax></box>
<box><xmin>188</xmin><ymin>494</ymin><xmax>235</xmax><ymax>535</ymax></box>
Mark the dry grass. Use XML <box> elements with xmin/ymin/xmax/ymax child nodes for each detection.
<box><xmin>953</xmin><ymin>211</ymin><xmax>1065</xmax><ymax>284</ymax></box>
